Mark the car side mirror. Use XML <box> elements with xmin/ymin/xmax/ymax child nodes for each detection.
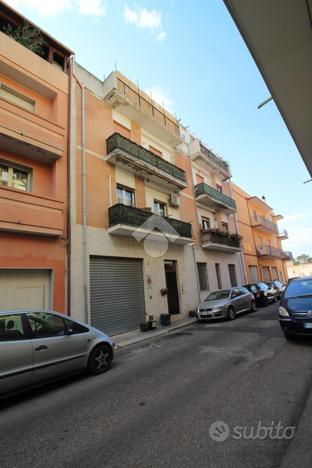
<box><xmin>66</xmin><ymin>327</ymin><xmax>74</xmax><ymax>335</ymax></box>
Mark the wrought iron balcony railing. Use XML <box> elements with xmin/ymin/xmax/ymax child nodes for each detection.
<box><xmin>106</xmin><ymin>133</ymin><xmax>186</xmax><ymax>184</ymax></box>
<box><xmin>109</xmin><ymin>204</ymin><xmax>192</xmax><ymax>239</ymax></box>
<box><xmin>257</xmin><ymin>245</ymin><xmax>283</xmax><ymax>258</ymax></box>
<box><xmin>282</xmin><ymin>251</ymin><xmax>293</xmax><ymax>260</ymax></box>
<box><xmin>195</xmin><ymin>182</ymin><xmax>236</xmax><ymax>211</ymax></box>
<box><xmin>277</xmin><ymin>229</ymin><xmax>288</xmax><ymax>239</ymax></box>
<box><xmin>251</xmin><ymin>215</ymin><xmax>278</xmax><ymax>233</ymax></box>
<box><xmin>201</xmin><ymin>229</ymin><xmax>241</xmax><ymax>248</ymax></box>
<box><xmin>199</xmin><ymin>143</ymin><xmax>230</xmax><ymax>172</ymax></box>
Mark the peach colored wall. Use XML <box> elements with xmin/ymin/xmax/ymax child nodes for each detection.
<box><xmin>0</xmin><ymin>33</ymin><xmax>68</xmax><ymax>312</ymax></box>
<box><xmin>232</xmin><ymin>182</ymin><xmax>288</xmax><ymax>284</ymax></box>
<box><xmin>135</xmin><ymin>176</ymin><xmax>146</xmax><ymax>208</ymax></box>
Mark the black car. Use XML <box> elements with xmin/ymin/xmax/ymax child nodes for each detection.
<box><xmin>243</xmin><ymin>282</ymin><xmax>277</xmax><ymax>306</ymax></box>
<box><xmin>279</xmin><ymin>276</ymin><xmax>312</xmax><ymax>339</ymax></box>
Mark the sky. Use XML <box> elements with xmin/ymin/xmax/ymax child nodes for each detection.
<box><xmin>5</xmin><ymin>0</ymin><xmax>312</xmax><ymax>257</ymax></box>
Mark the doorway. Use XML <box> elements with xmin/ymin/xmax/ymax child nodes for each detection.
<box><xmin>164</xmin><ymin>260</ymin><xmax>180</xmax><ymax>315</ymax></box>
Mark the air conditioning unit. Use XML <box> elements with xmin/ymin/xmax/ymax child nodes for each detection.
<box><xmin>169</xmin><ymin>193</ymin><xmax>180</xmax><ymax>207</ymax></box>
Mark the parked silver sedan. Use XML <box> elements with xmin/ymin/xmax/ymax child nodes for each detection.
<box><xmin>197</xmin><ymin>287</ymin><xmax>256</xmax><ymax>321</ymax></box>
<box><xmin>0</xmin><ymin>310</ymin><xmax>115</xmax><ymax>397</ymax></box>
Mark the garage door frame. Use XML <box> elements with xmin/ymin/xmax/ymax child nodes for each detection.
<box><xmin>0</xmin><ymin>268</ymin><xmax>53</xmax><ymax>310</ymax></box>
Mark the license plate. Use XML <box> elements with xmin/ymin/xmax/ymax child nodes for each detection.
<box><xmin>304</xmin><ymin>322</ymin><xmax>312</xmax><ymax>329</ymax></box>
<box><xmin>201</xmin><ymin>312</ymin><xmax>209</xmax><ymax>316</ymax></box>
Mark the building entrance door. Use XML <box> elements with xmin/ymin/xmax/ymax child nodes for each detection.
<box><xmin>164</xmin><ymin>260</ymin><xmax>180</xmax><ymax>315</ymax></box>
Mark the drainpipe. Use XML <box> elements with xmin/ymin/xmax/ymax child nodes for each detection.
<box><xmin>227</xmin><ymin>180</ymin><xmax>247</xmax><ymax>284</ymax></box>
<box><xmin>66</xmin><ymin>55</ymin><xmax>74</xmax><ymax>316</ymax></box>
<box><xmin>72</xmin><ymin>65</ymin><xmax>89</xmax><ymax>324</ymax></box>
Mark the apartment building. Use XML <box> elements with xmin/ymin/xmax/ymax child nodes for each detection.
<box><xmin>232</xmin><ymin>184</ymin><xmax>291</xmax><ymax>284</ymax></box>
<box><xmin>0</xmin><ymin>3</ymin><xmax>71</xmax><ymax>311</ymax></box>
<box><xmin>70</xmin><ymin>65</ymin><xmax>199</xmax><ymax>335</ymax></box>
<box><xmin>182</xmin><ymin>131</ymin><xmax>244</xmax><ymax>301</ymax></box>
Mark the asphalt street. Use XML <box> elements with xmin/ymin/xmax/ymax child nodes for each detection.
<box><xmin>1</xmin><ymin>303</ymin><xmax>312</xmax><ymax>468</ymax></box>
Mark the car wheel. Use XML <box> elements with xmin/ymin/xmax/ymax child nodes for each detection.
<box><xmin>250</xmin><ymin>300</ymin><xmax>257</xmax><ymax>312</ymax></box>
<box><xmin>88</xmin><ymin>344</ymin><xmax>112</xmax><ymax>374</ymax></box>
<box><xmin>273</xmin><ymin>295</ymin><xmax>278</xmax><ymax>303</ymax></box>
<box><xmin>227</xmin><ymin>306</ymin><xmax>236</xmax><ymax>321</ymax></box>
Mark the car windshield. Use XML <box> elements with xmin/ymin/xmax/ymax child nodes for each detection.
<box><xmin>205</xmin><ymin>290</ymin><xmax>231</xmax><ymax>301</ymax></box>
<box><xmin>274</xmin><ymin>280</ymin><xmax>283</xmax><ymax>288</ymax></box>
<box><xmin>257</xmin><ymin>282</ymin><xmax>269</xmax><ymax>291</ymax></box>
<box><xmin>284</xmin><ymin>278</ymin><xmax>312</xmax><ymax>299</ymax></box>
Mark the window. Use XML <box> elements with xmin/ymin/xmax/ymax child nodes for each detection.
<box><xmin>0</xmin><ymin>162</ymin><xmax>31</xmax><ymax>191</ymax></box>
<box><xmin>64</xmin><ymin>318</ymin><xmax>89</xmax><ymax>334</ymax></box>
<box><xmin>249</xmin><ymin>265</ymin><xmax>259</xmax><ymax>283</ymax></box>
<box><xmin>262</xmin><ymin>266</ymin><xmax>271</xmax><ymax>282</ymax></box>
<box><xmin>216</xmin><ymin>184</ymin><xmax>223</xmax><ymax>193</ymax></box>
<box><xmin>222</xmin><ymin>222</ymin><xmax>229</xmax><ymax>232</ymax></box>
<box><xmin>202</xmin><ymin>217</ymin><xmax>210</xmax><ymax>231</ymax></box>
<box><xmin>271</xmin><ymin>267</ymin><xmax>278</xmax><ymax>280</ymax></box>
<box><xmin>117</xmin><ymin>184</ymin><xmax>135</xmax><ymax>206</ymax></box>
<box><xmin>228</xmin><ymin>264</ymin><xmax>238</xmax><ymax>287</ymax></box>
<box><xmin>0</xmin><ymin>314</ymin><xmax>25</xmax><ymax>341</ymax></box>
<box><xmin>27</xmin><ymin>312</ymin><xmax>66</xmax><ymax>338</ymax></box>
<box><xmin>197</xmin><ymin>263</ymin><xmax>209</xmax><ymax>291</ymax></box>
<box><xmin>215</xmin><ymin>263</ymin><xmax>222</xmax><ymax>289</ymax></box>
<box><xmin>284</xmin><ymin>278</ymin><xmax>312</xmax><ymax>299</ymax></box>
<box><xmin>153</xmin><ymin>199</ymin><xmax>167</xmax><ymax>216</ymax></box>
<box><xmin>0</xmin><ymin>83</ymin><xmax>35</xmax><ymax>112</ymax></box>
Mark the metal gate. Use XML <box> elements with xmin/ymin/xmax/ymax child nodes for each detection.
<box><xmin>90</xmin><ymin>256</ymin><xmax>146</xmax><ymax>336</ymax></box>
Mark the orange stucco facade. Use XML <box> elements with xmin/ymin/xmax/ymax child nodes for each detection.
<box><xmin>0</xmin><ymin>26</ymin><xmax>71</xmax><ymax>311</ymax></box>
<box><xmin>232</xmin><ymin>183</ymin><xmax>289</xmax><ymax>284</ymax></box>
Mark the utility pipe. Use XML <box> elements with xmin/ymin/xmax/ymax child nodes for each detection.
<box><xmin>72</xmin><ymin>65</ymin><xmax>89</xmax><ymax>324</ymax></box>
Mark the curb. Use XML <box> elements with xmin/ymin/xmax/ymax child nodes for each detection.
<box><xmin>114</xmin><ymin>319</ymin><xmax>197</xmax><ymax>350</ymax></box>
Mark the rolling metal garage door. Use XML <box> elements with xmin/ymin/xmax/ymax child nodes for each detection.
<box><xmin>90</xmin><ymin>256</ymin><xmax>146</xmax><ymax>336</ymax></box>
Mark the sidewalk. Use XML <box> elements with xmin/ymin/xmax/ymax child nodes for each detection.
<box><xmin>113</xmin><ymin>316</ymin><xmax>197</xmax><ymax>349</ymax></box>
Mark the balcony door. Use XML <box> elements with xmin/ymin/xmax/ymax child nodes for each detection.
<box><xmin>164</xmin><ymin>260</ymin><xmax>180</xmax><ymax>315</ymax></box>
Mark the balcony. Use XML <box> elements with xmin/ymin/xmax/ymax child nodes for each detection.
<box><xmin>257</xmin><ymin>245</ymin><xmax>283</xmax><ymax>259</ymax></box>
<box><xmin>108</xmin><ymin>204</ymin><xmax>192</xmax><ymax>245</ymax></box>
<box><xmin>277</xmin><ymin>229</ymin><xmax>288</xmax><ymax>240</ymax></box>
<box><xmin>103</xmin><ymin>71</ymin><xmax>182</xmax><ymax>147</ymax></box>
<box><xmin>282</xmin><ymin>251</ymin><xmax>293</xmax><ymax>261</ymax></box>
<box><xmin>189</xmin><ymin>139</ymin><xmax>231</xmax><ymax>177</ymax></box>
<box><xmin>0</xmin><ymin>98</ymin><xmax>65</xmax><ymax>162</ymax></box>
<box><xmin>0</xmin><ymin>186</ymin><xmax>64</xmax><ymax>237</ymax></box>
<box><xmin>195</xmin><ymin>182</ymin><xmax>236</xmax><ymax>212</ymax></box>
<box><xmin>201</xmin><ymin>229</ymin><xmax>242</xmax><ymax>253</ymax></box>
<box><xmin>106</xmin><ymin>133</ymin><xmax>188</xmax><ymax>191</ymax></box>
<box><xmin>251</xmin><ymin>215</ymin><xmax>278</xmax><ymax>234</ymax></box>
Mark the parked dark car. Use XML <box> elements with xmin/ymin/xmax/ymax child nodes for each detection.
<box><xmin>243</xmin><ymin>282</ymin><xmax>277</xmax><ymax>306</ymax></box>
<box><xmin>279</xmin><ymin>276</ymin><xmax>312</xmax><ymax>339</ymax></box>
<box><xmin>265</xmin><ymin>280</ymin><xmax>284</xmax><ymax>300</ymax></box>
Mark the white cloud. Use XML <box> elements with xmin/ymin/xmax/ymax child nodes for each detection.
<box><xmin>156</xmin><ymin>31</ymin><xmax>167</xmax><ymax>42</ymax></box>
<box><xmin>144</xmin><ymin>86</ymin><xmax>174</xmax><ymax>112</ymax></box>
<box><xmin>282</xmin><ymin>212</ymin><xmax>312</xmax><ymax>223</ymax></box>
<box><xmin>123</xmin><ymin>5</ymin><xmax>166</xmax><ymax>40</ymax></box>
<box><xmin>79</xmin><ymin>0</ymin><xmax>105</xmax><ymax>16</ymax></box>
<box><xmin>6</xmin><ymin>0</ymin><xmax>106</xmax><ymax>16</ymax></box>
